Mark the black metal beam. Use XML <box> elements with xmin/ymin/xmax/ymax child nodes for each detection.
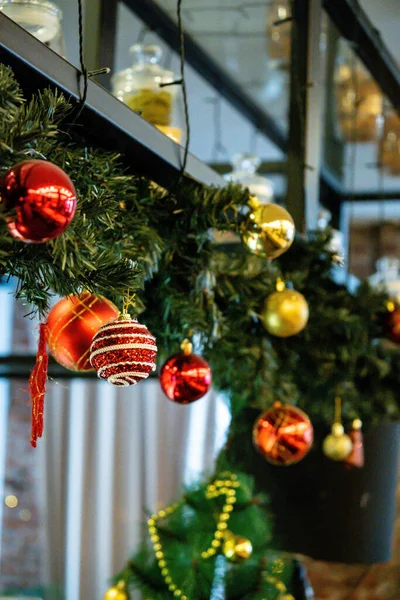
<box><xmin>285</xmin><ymin>0</ymin><xmax>309</xmax><ymax>231</ymax></box>
<box><xmin>122</xmin><ymin>0</ymin><xmax>287</xmax><ymax>152</ymax></box>
<box><xmin>209</xmin><ymin>160</ymin><xmax>287</xmax><ymax>176</ymax></box>
<box><xmin>0</xmin><ymin>13</ymin><xmax>222</xmax><ymax>189</ymax></box>
<box><xmin>97</xmin><ymin>0</ymin><xmax>118</xmax><ymax>89</ymax></box>
<box><xmin>343</xmin><ymin>191</ymin><xmax>400</xmax><ymax>202</ymax></box>
<box><xmin>0</xmin><ymin>355</ymin><xmax>95</xmax><ymax>379</ymax></box>
<box><xmin>323</xmin><ymin>0</ymin><xmax>400</xmax><ymax>114</ymax></box>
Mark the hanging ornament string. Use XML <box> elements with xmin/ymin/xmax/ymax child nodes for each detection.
<box><xmin>175</xmin><ymin>0</ymin><xmax>191</xmax><ymax>179</ymax></box>
<box><xmin>206</xmin><ymin>96</ymin><xmax>229</xmax><ymax>163</ymax></box>
<box><xmin>334</xmin><ymin>396</ymin><xmax>342</xmax><ymax>424</ymax></box>
<box><xmin>159</xmin><ymin>0</ymin><xmax>191</xmax><ymax>186</ymax></box>
<box><xmin>72</xmin><ymin>0</ymin><xmax>88</xmax><ymax>124</ymax></box>
<box><xmin>122</xmin><ymin>290</ymin><xmax>136</xmax><ymax>317</ymax></box>
<box><xmin>72</xmin><ymin>0</ymin><xmax>110</xmax><ymax>125</ymax></box>
<box><xmin>345</xmin><ymin>46</ymin><xmax>359</xmax><ymax>284</ymax></box>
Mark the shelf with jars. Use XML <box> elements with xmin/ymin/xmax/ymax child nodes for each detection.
<box><xmin>0</xmin><ymin>11</ymin><xmax>221</xmax><ymax>190</ymax></box>
<box><xmin>112</xmin><ymin>43</ymin><xmax>185</xmax><ymax>145</ymax></box>
<box><xmin>0</xmin><ymin>0</ymin><xmax>66</xmax><ymax>56</ymax></box>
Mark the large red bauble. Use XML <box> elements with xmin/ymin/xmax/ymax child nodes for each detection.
<box><xmin>90</xmin><ymin>316</ymin><xmax>157</xmax><ymax>386</ymax></box>
<box><xmin>47</xmin><ymin>292</ymin><xmax>119</xmax><ymax>371</ymax></box>
<box><xmin>386</xmin><ymin>306</ymin><xmax>400</xmax><ymax>344</ymax></box>
<box><xmin>160</xmin><ymin>352</ymin><xmax>212</xmax><ymax>404</ymax></box>
<box><xmin>253</xmin><ymin>403</ymin><xmax>313</xmax><ymax>466</ymax></box>
<box><xmin>0</xmin><ymin>159</ymin><xmax>77</xmax><ymax>242</ymax></box>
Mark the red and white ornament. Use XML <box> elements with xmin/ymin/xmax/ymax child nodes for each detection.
<box><xmin>90</xmin><ymin>314</ymin><xmax>157</xmax><ymax>386</ymax></box>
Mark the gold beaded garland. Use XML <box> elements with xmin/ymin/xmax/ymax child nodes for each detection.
<box><xmin>260</xmin><ymin>559</ymin><xmax>295</xmax><ymax>600</ymax></box>
<box><xmin>148</xmin><ymin>472</ymin><xmax>241</xmax><ymax>599</ymax></box>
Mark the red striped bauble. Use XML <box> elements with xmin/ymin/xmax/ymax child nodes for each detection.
<box><xmin>90</xmin><ymin>315</ymin><xmax>157</xmax><ymax>386</ymax></box>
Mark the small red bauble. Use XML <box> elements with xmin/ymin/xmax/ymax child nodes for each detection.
<box><xmin>0</xmin><ymin>159</ymin><xmax>77</xmax><ymax>242</ymax></box>
<box><xmin>386</xmin><ymin>304</ymin><xmax>400</xmax><ymax>344</ymax></box>
<box><xmin>90</xmin><ymin>314</ymin><xmax>157</xmax><ymax>386</ymax></box>
<box><xmin>253</xmin><ymin>402</ymin><xmax>313</xmax><ymax>466</ymax></box>
<box><xmin>47</xmin><ymin>292</ymin><xmax>119</xmax><ymax>371</ymax></box>
<box><xmin>160</xmin><ymin>339</ymin><xmax>212</xmax><ymax>404</ymax></box>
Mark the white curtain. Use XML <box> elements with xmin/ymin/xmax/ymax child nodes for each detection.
<box><xmin>38</xmin><ymin>378</ymin><xmax>230</xmax><ymax>599</ymax></box>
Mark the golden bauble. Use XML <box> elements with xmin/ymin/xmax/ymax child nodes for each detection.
<box><xmin>241</xmin><ymin>202</ymin><xmax>295</xmax><ymax>259</ymax></box>
<box><xmin>222</xmin><ymin>531</ymin><xmax>253</xmax><ymax>561</ymax></box>
<box><xmin>103</xmin><ymin>581</ymin><xmax>128</xmax><ymax>600</ymax></box>
<box><xmin>262</xmin><ymin>288</ymin><xmax>309</xmax><ymax>337</ymax></box>
<box><xmin>322</xmin><ymin>423</ymin><xmax>353</xmax><ymax>461</ymax></box>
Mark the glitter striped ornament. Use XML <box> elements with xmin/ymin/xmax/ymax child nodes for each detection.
<box><xmin>90</xmin><ymin>314</ymin><xmax>157</xmax><ymax>386</ymax></box>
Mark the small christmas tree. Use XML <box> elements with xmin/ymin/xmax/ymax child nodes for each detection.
<box><xmin>107</xmin><ymin>472</ymin><xmax>297</xmax><ymax>600</ymax></box>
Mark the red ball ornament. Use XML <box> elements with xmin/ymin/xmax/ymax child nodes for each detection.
<box><xmin>253</xmin><ymin>402</ymin><xmax>313</xmax><ymax>466</ymax></box>
<box><xmin>90</xmin><ymin>314</ymin><xmax>157</xmax><ymax>386</ymax></box>
<box><xmin>160</xmin><ymin>339</ymin><xmax>212</xmax><ymax>404</ymax></box>
<box><xmin>0</xmin><ymin>159</ymin><xmax>77</xmax><ymax>242</ymax></box>
<box><xmin>47</xmin><ymin>292</ymin><xmax>119</xmax><ymax>371</ymax></box>
<box><xmin>386</xmin><ymin>303</ymin><xmax>400</xmax><ymax>344</ymax></box>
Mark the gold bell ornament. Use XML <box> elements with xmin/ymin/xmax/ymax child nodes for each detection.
<box><xmin>103</xmin><ymin>580</ymin><xmax>128</xmax><ymax>600</ymax></box>
<box><xmin>222</xmin><ymin>530</ymin><xmax>253</xmax><ymax>562</ymax></box>
<box><xmin>322</xmin><ymin>398</ymin><xmax>353</xmax><ymax>462</ymax></box>
<box><xmin>262</xmin><ymin>278</ymin><xmax>309</xmax><ymax>337</ymax></box>
<box><xmin>241</xmin><ymin>196</ymin><xmax>295</xmax><ymax>259</ymax></box>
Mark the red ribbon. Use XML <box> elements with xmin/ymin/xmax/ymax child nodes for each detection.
<box><xmin>29</xmin><ymin>322</ymin><xmax>48</xmax><ymax>448</ymax></box>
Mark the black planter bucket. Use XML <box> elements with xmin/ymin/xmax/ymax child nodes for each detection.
<box><xmin>225</xmin><ymin>409</ymin><xmax>400</xmax><ymax>564</ymax></box>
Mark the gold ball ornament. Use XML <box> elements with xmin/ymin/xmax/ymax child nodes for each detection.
<box><xmin>322</xmin><ymin>423</ymin><xmax>353</xmax><ymax>461</ymax></box>
<box><xmin>262</xmin><ymin>280</ymin><xmax>309</xmax><ymax>337</ymax></box>
<box><xmin>241</xmin><ymin>198</ymin><xmax>295</xmax><ymax>259</ymax></box>
<box><xmin>222</xmin><ymin>531</ymin><xmax>253</xmax><ymax>562</ymax></box>
<box><xmin>103</xmin><ymin>581</ymin><xmax>128</xmax><ymax>600</ymax></box>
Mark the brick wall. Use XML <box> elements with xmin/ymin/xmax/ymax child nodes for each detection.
<box><xmin>349</xmin><ymin>223</ymin><xmax>400</xmax><ymax>280</ymax></box>
<box><xmin>0</xmin><ymin>302</ymin><xmax>43</xmax><ymax>591</ymax></box>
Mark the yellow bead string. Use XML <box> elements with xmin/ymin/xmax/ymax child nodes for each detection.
<box><xmin>148</xmin><ymin>472</ymin><xmax>240</xmax><ymax>599</ymax></box>
<box><xmin>147</xmin><ymin>502</ymin><xmax>186</xmax><ymax>599</ymax></box>
<box><xmin>261</xmin><ymin>558</ymin><xmax>295</xmax><ymax>600</ymax></box>
<box><xmin>201</xmin><ymin>472</ymin><xmax>240</xmax><ymax>560</ymax></box>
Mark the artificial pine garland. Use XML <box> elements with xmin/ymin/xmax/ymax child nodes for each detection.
<box><xmin>0</xmin><ymin>64</ymin><xmax>398</xmax><ymax>426</ymax></box>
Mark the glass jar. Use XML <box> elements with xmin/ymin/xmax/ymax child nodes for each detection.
<box><xmin>266</xmin><ymin>0</ymin><xmax>291</xmax><ymax>69</ymax></box>
<box><xmin>378</xmin><ymin>111</ymin><xmax>400</xmax><ymax>176</ymax></box>
<box><xmin>112</xmin><ymin>44</ymin><xmax>184</xmax><ymax>144</ymax></box>
<box><xmin>334</xmin><ymin>58</ymin><xmax>382</xmax><ymax>143</ymax></box>
<box><xmin>224</xmin><ymin>154</ymin><xmax>274</xmax><ymax>205</ymax></box>
<box><xmin>0</xmin><ymin>0</ymin><xmax>65</xmax><ymax>56</ymax></box>
<box><xmin>369</xmin><ymin>257</ymin><xmax>400</xmax><ymax>302</ymax></box>
<box><xmin>317</xmin><ymin>208</ymin><xmax>345</xmax><ymax>265</ymax></box>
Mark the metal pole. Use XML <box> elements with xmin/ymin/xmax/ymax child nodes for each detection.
<box><xmin>286</xmin><ymin>0</ymin><xmax>323</xmax><ymax>233</ymax></box>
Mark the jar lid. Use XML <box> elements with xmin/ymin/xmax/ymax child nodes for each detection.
<box><xmin>0</xmin><ymin>0</ymin><xmax>62</xmax><ymax>18</ymax></box>
<box><xmin>232</xmin><ymin>153</ymin><xmax>262</xmax><ymax>173</ymax></box>
<box><xmin>225</xmin><ymin>153</ymin><xmax>274</xmax><ymax>204</ymax></box>
<box><xmin>111</xmin><ymin>43</ymin><xmax>175</xmax><ymax>90</ymax></box>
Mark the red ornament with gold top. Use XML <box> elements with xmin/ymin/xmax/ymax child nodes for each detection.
<box><xmin>160</xmin><ymin>339</ymin><xmax>212</xmax><ymax>404</ymax></box>
<box><xmin>0</xmin><ymin>159</ymin><xmax>77</xmax><ymax>242</ymax></box>
<box><xmin>90</xmin><ymin>314</ymin><xmax>157</xmax><ymax>386</ymax></box>
<box><xmin>253</xmin><ymin>402</ymin><xmax>313</xmax><ymax>466</ymax></box>
<box><xmin>47</xmin><ymin>292</ymin><xmax>119</xmax><ymax>371</ymax></box>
